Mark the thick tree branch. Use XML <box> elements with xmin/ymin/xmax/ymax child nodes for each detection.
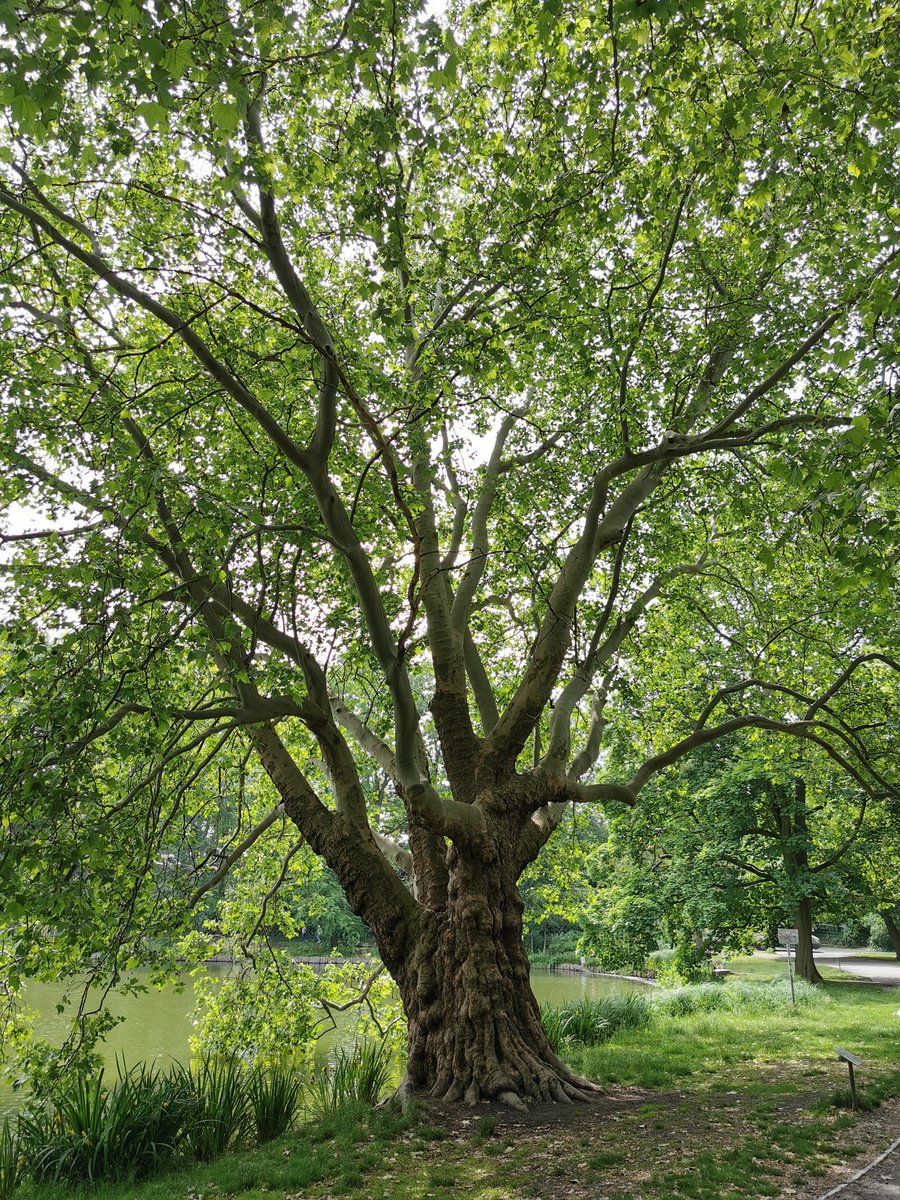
<box><xmin>451</xmin><ymin>409</ymin><xmax>518</xmax><ymax>636</ymax></box>
<box><xmin>244</xmin><ymin>96</ymin><xmax>339</xmax><ymax>463</ymax></box>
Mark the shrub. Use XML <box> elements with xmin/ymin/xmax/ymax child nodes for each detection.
<box><xmin>528</xmin><ymin>932</ymin><xmax>584</xmax><ymax>968</ymax></box>
<box><xmin>654</xmin><ymin>939</ymin><xmax>714</xmax><ymax>988</ymax></box>
<box><xmin>867</xmin><ymin>914</ymin><xmax>899</xmax><ymax>954</ymax></box>
<box><xmin>647</xmin><ymin>949</ymin><xmax>676</xmax><ymax>965</ymax></box>
<box><xmin>814</xmin><ymin>921</ymin><xmax>871</xmax><ymax>947</ymax></box>
<box><xmin>578</xmin><ymin>894</ymin><xmax>659</xmax><ymax>975</ymax></box>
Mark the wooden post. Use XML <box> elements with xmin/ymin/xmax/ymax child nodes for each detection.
<box><xmin>836</xmin><ymin>1048</ymin><xmax>863</xmax><ymax>1110</ymax></box>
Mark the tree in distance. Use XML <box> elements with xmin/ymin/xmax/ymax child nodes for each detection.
<box><xmin>0</xmin><ymin>0</ymin><xmax>898</xmax><ymax>1107</ymax></box>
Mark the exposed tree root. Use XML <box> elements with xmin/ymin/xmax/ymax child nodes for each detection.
<box><xmin>400</xmin><ymin>1054</ymin><xmax>601</xmax><ymax>1109</ymax></box>
<box><xmin>379</xmin><ymin>1075</ymin><xmax>419</xmax><ymax>1115</ymax></box>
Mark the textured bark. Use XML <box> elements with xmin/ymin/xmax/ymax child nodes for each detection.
<box><xmin>366</xmin><ymin>808</ymin><xmax>597</xmax><ymax>1107</ymax></box>
<box><xmin>392</xmin><ymin>859</ymin><xmax>595</xmax><ymax>1106</ymax></box>
<box><xmin>773</xmin><ymin>780</ymin><xmax>823</xmax><ymax>986</ymax></box>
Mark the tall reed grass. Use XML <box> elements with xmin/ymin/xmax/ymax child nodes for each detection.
<box><xmin>247</xmin><ymin>1060</ymin><xmax>303</xmax><ymax>1142</ymax></box>
<box><xmin>0</xmin><ymin>1119</ymin><xmax>21</xmax><ymax>1200</ymax></box>
<box><xmin>306</xmin><ymin>1040</ymin><xmax>392</xmax><ymax>1113</ymax></box>
<box><xmin>540</xmin><ymin>992</ymin><xmax>652</xmax><ymax>1050</ymax></box>
<box><xmin>4</xmin><ymin>1053</ymin><xmax>308</xmax><ymax>1192</ymax></box>
<box><xmin>16</xmin><ymin>1062</ymin><xmax>189</xmax><ymax>1185</ymax></box>
<box><xmin>651</xmin><ymin>977</ymin><xmax>830</xmax><ymax>1017</ymax></box>
<box><xmin>180</xmin><ymin>1056</ymin><xmax>252</xmax><ymax>1161</ymax></box>
<box><xmin>540</xmin><ymin>978</ymin><xmax>829</xmax><ymax>1051</ymax></box>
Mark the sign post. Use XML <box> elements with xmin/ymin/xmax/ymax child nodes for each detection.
<box><xmin>777</xmin><ymin>928</ymin><xmax>799</xmax><ymax>1006</ymax></box>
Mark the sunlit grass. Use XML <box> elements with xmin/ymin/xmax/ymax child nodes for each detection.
<box><xmin>566</xmin><ymin>976</ymin><xmax>900</xmax><ymax>1090</ymax></box>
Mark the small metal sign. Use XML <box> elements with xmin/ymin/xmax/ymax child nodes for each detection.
<box><xmin>836</xmin><ymin>1048</ymin><xmax>863</xmax><ymax>1067</ymax></box>
<box><xmin>778</xmin><ymin>929</ymin><xmax>799</xmax><ymax>1004</ymax></box>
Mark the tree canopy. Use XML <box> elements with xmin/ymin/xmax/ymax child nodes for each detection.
<box><xmin>1</xmin><ymin>0</ymin><xmax>898</xmax><ymax>1105</ymax></box>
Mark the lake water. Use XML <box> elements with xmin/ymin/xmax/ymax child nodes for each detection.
<box><xmin>0</xmin><ymin>966</ymin><xmax>647</xmax><ymax>1113</ymax></box>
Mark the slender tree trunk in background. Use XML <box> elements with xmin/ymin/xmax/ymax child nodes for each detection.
<box><xmin>794</xmin><ymin>896</ymin><xmax>824</xmax><ymax>985</ymax></box>
<box><xmin>775</xmin><ymin>780</ymin><xmax>823</xmax><ymax>985</ymax></box>
<box><xmin>881</xmin><ymin>911</ymin><xmax>900</xmax><ymax>960</ymax></box>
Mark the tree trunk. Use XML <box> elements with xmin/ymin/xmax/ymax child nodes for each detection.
<box><xmin>794</xmin><ymin>896</ymin><xmax>823</xmax><ymax>985</ymax></box>
<box><xmin>881</xmin><ymin>911</ymin><xmax>900</xmax><ymax>960</ymax></box>
<box><xmin>775</xmin><ymin>780</ymin><xmax>823</xmax><ymax>986</ymax></box>
<box><xmin>380</xmin><ymin>847</ymin><xmax>596</xmax><ymax>1108</ymax></box>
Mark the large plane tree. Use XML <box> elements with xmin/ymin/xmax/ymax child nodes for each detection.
<box><xmin>1</xmin><ymin>0</ymin><xmax>898</xmax><ymax>1106</ymax></box>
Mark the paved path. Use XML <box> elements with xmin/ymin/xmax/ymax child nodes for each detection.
<box><xmin>766</xmin><ymin>947</ymin><xmax>900</xmax><ymax>987</ymax></box>
<box><xmin>813</xmin><ymin>947</ymin><xmax>900</xmax><ymax>987</ymax></box>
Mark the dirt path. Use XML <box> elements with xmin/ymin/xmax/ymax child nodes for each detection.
<box><xmin>419</xmin><ymin>1081</ymin><xmax>900</xmax><ymax>1200</ymax></box>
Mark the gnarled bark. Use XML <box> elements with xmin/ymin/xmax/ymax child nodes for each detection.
<box><xmin>367</xmin><ymin>816</ymin><xmax>598</xmax><ymax>1107</ymax></box>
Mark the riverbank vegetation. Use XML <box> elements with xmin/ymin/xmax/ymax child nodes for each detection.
<box><xmin>2</xmin><ymin>959</ymin><xmax>899</xmax><ymax>1200</ymax></box>
<box><xmin>0</xmin><ymin>1042</ymin><xmax>394</xmax><ymax>1196</ymax></box>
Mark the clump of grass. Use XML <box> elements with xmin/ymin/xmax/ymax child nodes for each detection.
<box><xmin>651</xmin><ymin>977</ymin><xmax>830</xmax><ymax>1018</ymax></box>
<box><xmin>541</xmin><ymin>992</ymin><xmax>652</xmax><ymax>1049</ymax></box>
<box><xmin>827</xmin><ymin>1074</ymin><xmax>900</xmax><ymax>1114</ymax></box>
<box><xmin>473</xmin><ymin>1114</ymin><xmax>498</xmax><ymax>1141</ymax></box>
<box><xmin>16</xmin><ymin>1061</ymin><xmax>189</xmax><ymax>1186</ymax></box>
<box><xmin>595</xmin><ymin>992</ymin><xmax>653</xmax><ymax>1034</ymax></box>
<box><xmin>829</xmin><ymin>1086</ymin><xmax>880</xmax><ymax>1113</ymax></box>
<box><xmin>539</xmin><ymin>1003</ymin><xmax>571</xmax><ymax>1053</ymax></box>
<box><xmin>651</xmin><ymin>982</ymin><xmax>726</xmax><ymax>1017</ymax></box>
<box><xmin>561</xmin><ymin>998</ymin><xmax>612</xmax><ymax>1044</ymax></box>
<box><xmin>0</xmin><ymin>1118</ymin><xmax>22</xmax><ymax>1200</ymax></box>
<box><xmin>307</xmin><ymin>1040</ymin><xmax>392</xmax><ymax>1113</ymax></box>
<box><xmin>181</xmin><ymin>1055</ymin><xmax>252</xmax><ymax>1161</ymax></box>
<box><xmin>247</xmin><ymin>1060</ymin><xmax>303</xmax><ymax>1143</ymax></box>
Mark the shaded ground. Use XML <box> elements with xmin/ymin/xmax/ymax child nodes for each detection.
<box><xmin>807</xmin><ymin>1131</ymin><xmax>900</xmax><ymax>1200</ymax></box>
<box><xmin>392</xmin><ymin>1073</ymin><xmax>900</xmax><ymax>1200</ymax></box>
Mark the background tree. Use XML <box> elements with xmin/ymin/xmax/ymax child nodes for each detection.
<box><xmin>1</xmin><ymin>0</ymin><xmax>898</xmax><ymax>1106</ymax></box>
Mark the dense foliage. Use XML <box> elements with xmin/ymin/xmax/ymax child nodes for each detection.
<box><xmin>1</xmin><ymin>0</ymin><xmax>897</xmax><ymax>1102</ymax></box>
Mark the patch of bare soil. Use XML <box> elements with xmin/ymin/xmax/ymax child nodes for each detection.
<box><xmin>790</xmin><ymin>1100</ymin><xmax>900</xmax><ymax>1200</ymax></box>
<box><xmin>426</xmin><ymin>1076</ymin><xmax>900</xmax><ymax>1200</ymax></box>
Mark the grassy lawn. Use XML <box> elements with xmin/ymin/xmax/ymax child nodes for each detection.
<box><xmin>9</xmin><ymin>956</ymin><xmax>900</xmax><ymax>1200</ymax></box>
<box><xmin>566</xmin><ymin>956</ymin><xmax>900</xmax><ymax>1090</ymax></box>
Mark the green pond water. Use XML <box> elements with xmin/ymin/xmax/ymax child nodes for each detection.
<box><xmin>0</xmin><ymin>967</ymin><xmax>647</xmax><ymax>1113</ymax></box>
